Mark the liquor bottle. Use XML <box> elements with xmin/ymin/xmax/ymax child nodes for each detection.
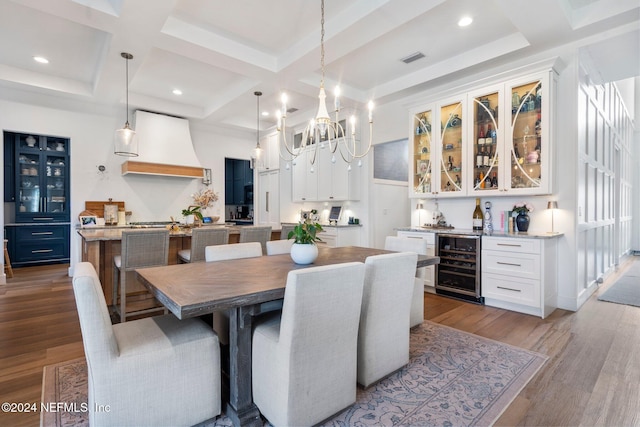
<box><xmin>483</xmin><ymin>145</ymin><xmax>491</xmax><ymax>167</ymax></box>
<box><xmin>479</xmin><ymin>171</ymin><xmax>485</xmax><ymax>189</ymax></box>
<box><xmin>486</xmin><ymin>123</ymin><xmax>496</xmax><ymax>144</ymax></box>
<box><xmin>474</xmin><ymin>174</ymin><xmax>481</xmax><ymax>187</ymax></box>
<box><xmin>448</xmin><ymin>155</ymin><xmax>454</xmax><ymax>171</ymax></box>
<box><xmin>472</xmin><ymin>198</ymin><xmax>483</xmax><ymax>230</ymax></box>
<box><xmin>476</xmin><ymin>146</ymin><xmax>483</xmax><ymax>168</ymax></box>
<box><xmin>478</xmin><ymin>125</ymin><xmax>485</xmax><ymax>145</ymax></box>
<box><xmin>491</xmin><ymin>172</ymin><xmax>498</xmax><ymax>188</ymax></box>
<box><xmin>483</xmin><ymin>201</ymin><xmax>493</xmax><ymax>234</ymax></box>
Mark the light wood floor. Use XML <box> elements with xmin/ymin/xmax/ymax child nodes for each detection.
<box><xmin>1</xmin><ymin>257</ymin><xmax>639</xmax><ymax>427</ymax></box>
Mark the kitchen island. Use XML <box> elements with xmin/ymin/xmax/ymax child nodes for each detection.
<box><xmin>77</xmin><ymin>224</ymin><xmax>280</xmax><ymax>305</ymax></box>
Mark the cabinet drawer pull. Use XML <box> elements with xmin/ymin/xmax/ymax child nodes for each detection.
<box><xmin>32</xmin><ymin>249</ymin><xmax>54</xmax><ymax>254</ymax></box>
<box><xmin>497</xmin><ymin>261</ymin><xmax>522</xmax><ymax>267</ymax></box>
<box><xmin>407</xmin><ymin>236</ymin><xmax>423</xmax><ymax>239</ymax></box>
<box><xmin>497</xmin><ymin>286</ymin><xmax>521</xmax><ymax>292</ymax></box>
<box><xmin>497</xmin><ymin>243</ymin><xmax>522</xmax><ymax>247</ymax></box>
<box><xmin>34</xmin><ymin>217</ymin><xmax>54</xmax><ymax>221</ymax></box>
<box><xmin>32</xmin><ymin>232</ymin><xmax>54</xmax><ymax>236</ymax></box>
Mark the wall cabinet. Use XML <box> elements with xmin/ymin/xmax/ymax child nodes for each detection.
<box><xmin>481</xmin><ymin>236</ymin><xmax>557</xmax><ymax>318</ymax></box>
<box><xmin>258</xmin><ymin>133</ymin><xmax>280</xmax><ymax>171</ymax></box>
<box><xmin>291</xmin><ymin>149</ymin><xmax>318</xmax><ymax>202</ymax></box>
<box><xmin>410</xmin><ymin>68</ymin><xmax>556</xmax><ymax>198</ymax></box>
<box><xmin>257</xmin><ymin>170</ymin><xmax>280</xmax><ymax>228</ymax></box>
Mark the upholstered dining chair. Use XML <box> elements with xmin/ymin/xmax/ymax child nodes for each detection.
<box><xmin>205</xmin><ymin>242</ymin><xmax>263</xmax><ymax>345</ymax></box>
<box><xmin>238</xmin><ymin>225</ymin><xmax>272</xmax><ymax>254</ymax></box>
<box><xmin>73</xmin><ymin>262</ymin><xmax>221</xmax><ymax>427</ymax></box>
<box><xmin>384</xmin><ymin>236</ymin><xmax>429</xmax><ymax>327</ymax></box>
<box><xmin>279</xmin><ymin>223</ymin><xmax>295</xmax><ymax>240</ymax></box>
<box><xmin>252</xmin><ymin>262</ymin><xmax>365</xmax><ymax>427</ymax></box>
<box><xmin>178</xmin><ymin>227</ymin><xmax>229</xmax><ymax>263</ymax></box>
<box><xmin>266</xmin><ymin>239</ymin><xmax>294</xmax><ymax>255</ymax></box>
<box><xmin>357</xmin><ymin>252</ymin><xmax>418</xmax><ymax>388</ymax></box>
<box><xmin>113</xmin><ymin>229</ymin><xmax>170</xmax><ymax>323</ymax></box>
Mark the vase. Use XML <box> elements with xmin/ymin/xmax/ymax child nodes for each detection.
<box><xmin>290</xmin><ymin>243</ymin><xmax>318</xmax><ymax>265</ymax></box>
<box><xmin>515</xmin><ymin>213</ymin><xmax>530</xmax><ymax>232</ymax></box>
<box><xmin>185</xmin><ymin>214</ymin><xmax>195</xmax><ymax>225</ymax></box>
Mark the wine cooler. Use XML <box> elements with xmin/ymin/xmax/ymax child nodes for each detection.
<box><xmin>435</xmin><ymin>234</ymin><xmax>483</xmax><ymax>304</ymax></box>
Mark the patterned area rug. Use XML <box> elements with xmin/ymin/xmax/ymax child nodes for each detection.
<box><xmin>41</xmin><ymin>321</ymin><xmax>547</xmax><ymax>427</ymax></box>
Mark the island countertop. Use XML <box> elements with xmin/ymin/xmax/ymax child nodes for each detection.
<box><xmin>76</xmin><ymin>224</ymin><xmax>243</xmax><ymax>241</ymax></box>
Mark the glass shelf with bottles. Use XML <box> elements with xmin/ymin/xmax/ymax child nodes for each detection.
<box><xmin>471</xmin><ymin>90</ymin><xmax>500</xmax><ymax>192</ymax></box>
<box><xmin>412</xmin><ymin>109</ymin><xmax>434</xmax><ymax>195</ymax></box>
<box><xmin>438</xmin><ymin>101</ymin><xmax>464</xmax><ymax>195</ymax></box>
<box><xmin>510</xmin><ymin>80</ymin><xmax>543</xmax><ymax>190</ymax></box>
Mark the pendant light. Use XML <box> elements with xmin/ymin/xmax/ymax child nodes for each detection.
<box><xmin>253</xmin><ymin>91</ymin><xmax>263</xmax><ymax>168</ymax></box>
<box><xmin>114</xmin><ymin>52</ymin><xmax>139</xmax><ymax>157</ymax></box>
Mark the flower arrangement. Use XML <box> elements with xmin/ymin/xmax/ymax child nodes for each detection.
<box><xmin>191</xmin><ymin>187</ymin><xmax>219</xmax><ymax>209</ymax></box>
<box><xmin>512</xmin><ymin>201</ymin><xmax>534</xmax><ymax>215</ymax></box>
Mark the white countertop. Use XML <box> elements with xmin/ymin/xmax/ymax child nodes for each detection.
<box><xmin>395</xmin><ymin>227</ymin><xmax>563</xmax><ymax>239</ymax></box>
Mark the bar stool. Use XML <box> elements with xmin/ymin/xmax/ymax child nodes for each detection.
<box><xmin>4</xmin><ymin>239</ymin><xmax>13</xmax><ymax>279</ymax></box>
<box><xmin>239</xmin><ymin>226</ymin><xmax>272</xmax><ymax>255</ymax></box>
<box><xmin>113</xmin><ymin>229</ymin><xmax>170</xmax><ymax>322</ymax></box>
<box><xmin>279</xmin><ymin>224</ymin><xmax>295</xmax><ymax>240</ymax></box>
<box><xmin>178</xmin><ymin>227</ymin><xmax>229</xmax><ymax>263</ymax></box>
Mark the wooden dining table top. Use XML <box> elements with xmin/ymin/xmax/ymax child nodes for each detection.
<box><xmin>136</xmin><ymin>245</ymin><xmax>440</xmax><ymax>320</ymax></box>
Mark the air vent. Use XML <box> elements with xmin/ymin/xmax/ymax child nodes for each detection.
<box><xmin>287</xmin><ymin>107</ymin><xmax>298</xmax><ymax>114</ymax></box>
<box><xmin>401</xmin><ymin>52</ymin><xmax>425</xmax><ymax>64</ymax></box>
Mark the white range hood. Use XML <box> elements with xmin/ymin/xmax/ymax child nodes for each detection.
<box><xmin>121</xmin><ymin>110</ymin><xmax>204</xmax><ymax>178</ymax></box>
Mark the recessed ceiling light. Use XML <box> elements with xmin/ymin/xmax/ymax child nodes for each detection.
<box><xmin>261</xmin><ymin>111</ymin><xmax>269</xmax><ymax>117</ymax></box>
<box><xmin>458</xmin><ymin>16</ymin><xmax>473</xmax><ymax>27</ymax></box>
<box><xmin>33</xmin><ymin>56</ymin><xmax>49</xmax><ymax>64</ymax></box>
<box><xmin>172</xmin><ymin>89</ymin><xmax>182</xmax><ymax>95</ymax></box>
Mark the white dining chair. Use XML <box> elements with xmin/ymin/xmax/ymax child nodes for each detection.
<box><xmin>112</xmin><ymin>229</ymin><xmax>169</xmax><ymax>322</ymax></box>
<box><xmin>205</xmin><ymin>242</ymin><xmax>263</xmax><ymax>345</ymax></box>
<box><xmin>266</xmin><ymin>239</ymin><xmax>294</xmax><ymax>255</ymax></box>
<box><xmin>384</xmin><ymin>236</ymin><xmax>429</xmax><ymax>327</ymax></box>
<box><xmin>357</xmin><ymin>252</ymin><xmax>417</xmax><ymax>387</ymax></box>
<box><xmin>252</xmin><ymin>262</ymin><xmax>365</xmax><ymax>426</ymax></box>
<box><xmin>73</xmin><ymin>262</ymin><xmax>221</xmax><ymax>427</ymax></box>
<box><xmin>178</xmin><ymin>227</ymin><xmax>229</xmax><ymax>263</ymax></box>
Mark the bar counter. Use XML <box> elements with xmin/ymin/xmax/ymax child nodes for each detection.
<box><xmin>77</xmin><ymin>225</ymin><xmax>280</xmax><ymax>305</ymax></box>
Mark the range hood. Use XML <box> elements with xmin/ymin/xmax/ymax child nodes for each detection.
<box><xmin>121</xmin><ymin>110</ymin><xmax>204</xmax><ymax>178</ymax></box>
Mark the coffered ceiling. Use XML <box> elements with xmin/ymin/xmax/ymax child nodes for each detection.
<box><xmin>0</xmin><ymin>0</ymin><xmax>638</xmax><ymax>134</ymax></box>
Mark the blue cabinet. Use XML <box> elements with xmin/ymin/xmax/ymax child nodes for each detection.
<box><xmin>5</xmin><ymin>224</ymin><xmax>70</xmax><ymax>267</ymax></box>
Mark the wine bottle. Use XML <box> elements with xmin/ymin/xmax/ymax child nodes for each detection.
<box><xmin>491</xmin><ymin>171</ymin><xmax>498</xmax><ymax>188</ymax></box>
<box><xmin>486</xmin><ymin>123</ymin><xmax>496</xmax><ymax>144</ymax></box>
<box><xmin>478</xmin><ymin>125</ymin><xmax>485</xmax><ymax>145</ymax></box>
<box><xmin>483</xmin><ymin>145</ymin><xmax>490</xmax><ymax>167</ymax></box>
<box><xmin>476</xmin><ymin>146</ymin><xmax>483</xmax><ymax>168</ymax></box>
<box><xmin>472</xmin><ymin>198</ymin><xmax>483</xmax><ymax>230</ymax></box>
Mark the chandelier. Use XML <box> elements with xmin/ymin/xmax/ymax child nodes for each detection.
<box><xmin>276</xmin><ymin>0</ymin><xmax>374</xmax><ymax>170</ymax></box>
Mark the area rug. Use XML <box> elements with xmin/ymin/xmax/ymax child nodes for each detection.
<box><xmin>598</xmin><ymin>273</ymin><xmax>640</xmax><ymax>307</ymax></box>
<box><xmin>41</xmin><ymin>321</ymin><xmax>547</xmax><ymax>427</ymax></box>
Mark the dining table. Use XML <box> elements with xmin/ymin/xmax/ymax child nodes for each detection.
<box><xmin>135</xmin><ymin>245</ymin><xmax>440</xmax><ymax>427</ymax></box>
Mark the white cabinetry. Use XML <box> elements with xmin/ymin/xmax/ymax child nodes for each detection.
<box><xmin>291</xmin><ymin>149</ymin><xmax>318</xmax><ymax>202</ymax></box>
<box><xmin>481</xmin><ymin>236</ymin><xmax>557</xmax><ymax>318</ymax></box>
<box><xmin>317</xmin><ymin>145</ymin><xmax>360</xmax><ymax>201</ymax></box>
<box><xmin>258</xmin><ymin>133</ymin><xmax>280</xmax><ymax>171</ymax></box>
<box><xmin>410</xmin><ymin>65</ymin><xmax>557</xmax><ymax>198</ymax></box>
<box><xmin>318</xmin><ymin>226</ymin><xmax>361</xmax><ymax>248</ymax></box>
<box><xmin>257</xmin><ymin>170</ymin><xmax>280</xmax><ymax>228</ymax></box>
<box><xmin>396</xmin><ymin>231</ymin><xmax>436</xmax><ymax>291</ymax></box>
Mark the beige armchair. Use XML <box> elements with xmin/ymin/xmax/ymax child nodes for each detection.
<box><xmin>357</xmin><ymin>252</ymin><xmax>418</xmax><ymax>387</ymax></box>
<box><xmin>72</xmin><ymin>262</ymin><xmax>221</xmax><ymax>427</ymax></box>
<box><xmin>252</xmin><ymin>262</ymin><xmax>365</xmax><ymax>426</ymax></box>
<box><xmin>384</xmin><ymin>236</ymin><xmax>429</xmax><ymax>327</ymax></box>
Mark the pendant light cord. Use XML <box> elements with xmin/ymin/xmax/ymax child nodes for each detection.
<box><xmin>320</xmin><ymin>0</ymin><xmax>325</xmax><ymax>87</ymax></box>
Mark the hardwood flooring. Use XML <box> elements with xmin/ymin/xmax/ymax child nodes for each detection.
<box><xmin>1</xmin><ymin>257</ymin><xmax>639</xmax><ymax>427</ymax></box>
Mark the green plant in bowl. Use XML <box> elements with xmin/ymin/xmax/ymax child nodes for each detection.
<box><xmin>181</xmin><ymin>206</ymin><xmax>204</xmax><ymax>221</ymax></box>
<box><xmin>288</xmin><ymin>220</ymin><xmax>323</xmax><ymax>244</ymax></box>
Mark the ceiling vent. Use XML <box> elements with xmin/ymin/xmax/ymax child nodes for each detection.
<box><xmin>287</xmin><ymin>107</ymin><xmax>298</xmax><ymax>114</ymax></box>
<box><xmin>401</xmin><ymin>52</ymin><xmax>425</xmax><ymax>64</ymax></box>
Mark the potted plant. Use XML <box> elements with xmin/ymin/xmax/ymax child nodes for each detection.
<box><xmin>288</xmin><ymin>220</ymin><xmax>323</xmax><ymax>264</ymax></box>
<box><xmin>182</xmin><ymin>205</ymin><xmax>203</xmax><ymax>226</ymax></box>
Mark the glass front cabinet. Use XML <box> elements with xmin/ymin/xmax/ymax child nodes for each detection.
<box><xmin>410</xmin><ymin>68</ymin><xmax>556</xmax><ymax>198</ymax></box>
<box><xmin>410</xmin><ymin>96</ymin><xmax>467</xmax><ymax>198</ymax></box>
